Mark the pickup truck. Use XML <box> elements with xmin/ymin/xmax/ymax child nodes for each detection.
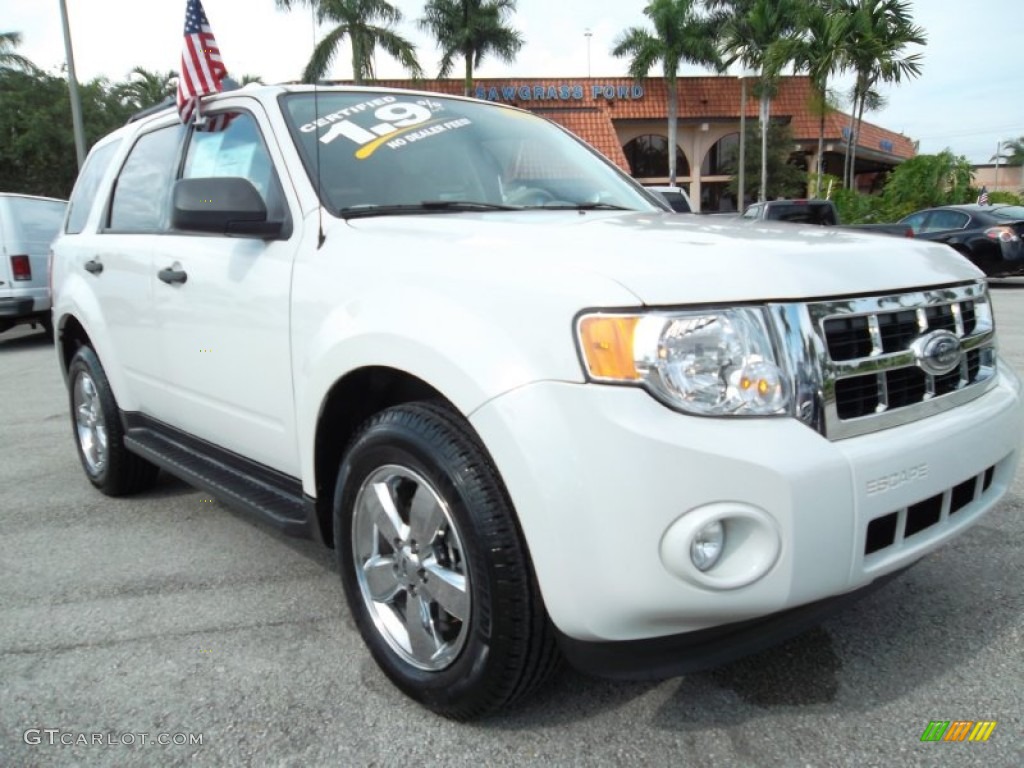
<box><xmin>742</xmin><ymin>198</ymin><xmax>913</xmax><ymax>236</ymax></box>
<box><xmin>52</xmin><ymin>84</ymin><xmax>1023</xmax><ymax>719</ymax></box>
<box><xmin>742</xmin><ymin>198</ymin><xmax>842</xmax><ymax>225</ymax></box>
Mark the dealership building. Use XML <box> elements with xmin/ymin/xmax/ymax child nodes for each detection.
<box><xmin>371</xmin><ymin>75</ymin><xmax>916</xmax><ymax>212</ymax></box>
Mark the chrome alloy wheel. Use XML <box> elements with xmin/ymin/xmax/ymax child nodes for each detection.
<box><xmin>352</xmin><ymin>465</ymin><xmax>471</xmax><ymax>671</ymax></box>
<box><xmin>73</xmin><ymin>371</ymin><xmax>108</xmax><ymax>475</ymax></box>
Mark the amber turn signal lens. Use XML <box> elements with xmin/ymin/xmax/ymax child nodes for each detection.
<box><xmin>578</xmin><ymin>315</ymin><xmax>640</xmax><ymax>380</ymax></box>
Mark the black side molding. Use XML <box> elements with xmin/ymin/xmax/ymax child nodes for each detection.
<box><xmin>122</xmin><ymin>412</ymin><xmax>314</xmax><ymax>539</ymax></box>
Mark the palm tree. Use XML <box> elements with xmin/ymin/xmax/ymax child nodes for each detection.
<box><xmin>114</xmin><ymin>67</ymin><xmax>177</xmax><ymax>110</ymax></box>
<box><xmin>840</xmin><ymin>0</ymin><xmax>925</xmax><ymax>188</ymax></box>
<box><xmin>275</xmin><ymin>0</ymin><xmax>422</xmax><ymax>84</ymax></box>
<box><xmin>773</xmin><ymin>1</ymin><xmax>849</xmax><ymax>197</ymax></box>
<box><xmin>993</xmin><ymin>137</ymin><xmax>1024</xmax><ymax>167</ymax></box>
<box><xmin>711</xmin><ymin>0</ymin><xmax>803</xmax><ymax>202</ymax></box>
<box><xmin>419</xmin><ymin>0</ymin><xmax>524</xmax><ymax>96</ymax></box>
<box><xmin>612</xmin><ymin>0</ymin><xmax>721</xmax><ymax>187</ymax></box>
<box><xmin>0</xmin><ymin>31</ymin><xmax>36</xmax><ymax>73</ymax></box>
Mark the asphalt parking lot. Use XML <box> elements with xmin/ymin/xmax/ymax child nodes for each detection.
<box><xmin>2</xmin><ymin>286</ymin><xmax>1023</xmax><ymax>768</ymax></box>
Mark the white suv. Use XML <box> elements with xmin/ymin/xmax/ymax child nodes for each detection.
<box><xmin>52</xmin><ymin>85</ymin><xmax>1023</xmax><ymax>718</ymax></box>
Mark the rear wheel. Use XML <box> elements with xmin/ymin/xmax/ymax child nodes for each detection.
<box><xmin>334</xmin><ymin>402</ymin><xmax>559</xmax><ymax>719</ymax></box>
<box><xmin>68</xmin><ymin>346</ymin><xmax>158</xmax><ymax>495</ymax></box>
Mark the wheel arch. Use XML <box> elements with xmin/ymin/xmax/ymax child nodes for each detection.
<box><xmin>312</xmin><ymin>366</ymin><xmax>456</xmax><ymax>548</ymax></box>
<box><xmin>57</xmin><ymin>313</ymin><xmax>95</xmax><ymax>382</ymax></box>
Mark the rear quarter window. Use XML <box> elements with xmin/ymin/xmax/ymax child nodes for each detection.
<box><xmin>991</xmin><ymin>206</ymin><xmax>1024</xmax><ymax>221</ymax></box>
<box><xmin>66</xmin><ymin>140</ymin><xmax>120</xmax><ymax>235</ymax></box>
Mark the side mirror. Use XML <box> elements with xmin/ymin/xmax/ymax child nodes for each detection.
<box><xmin>171</xmin><ymin>177</ymin><xmax>284</xmax><ymax>238</ymax></box>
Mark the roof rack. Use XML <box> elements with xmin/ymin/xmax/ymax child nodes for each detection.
<box><xmin>126</xmin><ymin>98</ymin><xmax>175</xmax><ymax>124</ymax></box>
<box><xmin>125</xmin><ymin>78</ymin><xmax>244</xmax><ymax>124</ymax></box>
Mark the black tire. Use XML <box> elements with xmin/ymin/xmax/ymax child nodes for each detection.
<box><xmin>334</xmin><ymin>402</ymin><xmax>560</xmax><ymax>719</ymax></box>
<box><xmin>67</xmin><ymin>346</ymin><xmax>159</xmax><ymax>496</ymax></box>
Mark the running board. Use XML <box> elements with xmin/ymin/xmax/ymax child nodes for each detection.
<box><xmin>123</xmin><ymin>413</ymin><xmax>312</xmax><ymax>539</ymax></box>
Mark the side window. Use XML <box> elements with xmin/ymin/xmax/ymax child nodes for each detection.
<box><xmin>900</xmin><ymin>211</ymin><xmax>928</xmax><ymax>234</ymax></box>
<box><xmin>924</xmin><ymin>210</ymin><xmax>969</xmax><ymax>232</ymax></box>
<box><xmin>66</xmin><ymin>140</ymin><xmax>120</xmax><ymax>234</ymax></box>
<box><xmin>108</xmin><ymin>124</ymin><xmax>185</xmax><ymax>232</ymax></box>
<box><xmin>181</xmin><ymin>112</ymin><xmax>287</xmax><ymax>222</ymax></box>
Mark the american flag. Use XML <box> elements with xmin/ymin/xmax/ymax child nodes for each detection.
<box><xmin>176</xmin><ymin>0</ymin><xmax>227</xmax><ymax>125</ymax></box>
<box><xmin>977</xmin><ymin>186</ymin><xmax>989</xmax><ymax>205</ymax></box>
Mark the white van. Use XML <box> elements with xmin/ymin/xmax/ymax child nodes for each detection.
<box><xmin>0</xmin><ymin>193</ymin><xmax>68</xmax><ymax>337</ymax></box>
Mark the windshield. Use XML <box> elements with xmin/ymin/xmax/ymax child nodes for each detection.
<box><xmin>280</xmin><ymin>91</ymin><xmax>659</xmax><ymax>216</ymax></box>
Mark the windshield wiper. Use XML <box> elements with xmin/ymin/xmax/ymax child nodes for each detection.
<box><xmin>339</xmin><ymin>201</ymin><xmax>520</xmax><ymax>219</ymax></box>
<box><xmin>528</xmin><ymin>202</ymin><xmax>633</xmax><ymax>212</ymax></box>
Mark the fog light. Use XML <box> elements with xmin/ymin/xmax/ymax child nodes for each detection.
<box><xmin>690</xmin><ymin>520</ymin><xmax>725</xmax><ymax>571</ymax></box>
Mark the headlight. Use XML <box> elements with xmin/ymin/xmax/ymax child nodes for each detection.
<box><xmin>577</xmin><ymin>308</ymin><xmax>789</xmax><ymax>416</ymax></box>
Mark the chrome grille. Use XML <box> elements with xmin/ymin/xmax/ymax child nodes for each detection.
<box><xmin>806</xmin><ymin>282</ymin><xmax>998</xmax><ymax>440</ymax></box>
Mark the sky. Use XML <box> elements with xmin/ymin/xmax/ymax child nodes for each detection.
<box><xmin>5</xmin><ymin>0</ymin><xmax>1022</xmax><ymax>164</ymax></box>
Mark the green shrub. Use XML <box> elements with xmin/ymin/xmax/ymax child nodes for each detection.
<box><xmin>989</xmin><ymin>190</ymin><xmax>1024</xmax><ymax>206</ymax></box>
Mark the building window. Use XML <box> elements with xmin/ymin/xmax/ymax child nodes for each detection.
<box><xmin>701</xmin><ymin>182</ymin><xmax>738</xmax><ymax>213</ymax></box>
<box><xmin>623</xmin><ymin>135</ymin><xmax>689</xmax><ymax>179</ymax></box>
<box><xmin>701</xmin><ymin>132</ymin><xmax>739</xmax><ymax>176</ymax></box>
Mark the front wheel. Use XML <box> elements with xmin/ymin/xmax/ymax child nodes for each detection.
<box><xmin>334</xmin><ymin>402</ymin><xmax>559</xmax><ymax>719</ymax></box>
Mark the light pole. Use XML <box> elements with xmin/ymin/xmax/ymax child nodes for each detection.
<box><xmin>735</xmin><ymin>68</ymin><xmax>755</xmax><ymax>211</ymax></box>
<box><xmin>738</xmin><ymin>74</ymin><xmax>747</xmax><ymax>211</ymax></box>
<box><xmin>584</xmin><ymin>29</ymin><xmax>592</xmax><ymax>78</ymax></box>
<box><xmin>994</xmin><ymin>140</ymin><xmax>1005</xmax><ymax>193</ymax></box>
<box><xmin>58</xmin><ymin>0</ymin><xmax>86</xmax><ymax>169</ymax></box>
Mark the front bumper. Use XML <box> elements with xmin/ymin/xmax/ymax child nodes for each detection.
<box><xmin>556</xmin><ymin>566</ymin><xmax>911</xmax><ymax>679</ymax></box>
<box><xmin>469</xmin><ymin>365</ymin><xmax>1022</xmax><ymax>645</ymax></box>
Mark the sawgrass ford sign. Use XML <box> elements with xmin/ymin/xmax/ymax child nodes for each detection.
<box><xmin>474</xmin><ymin>82</ymin><xmax>646</xmax><ymax>103</ymax></box>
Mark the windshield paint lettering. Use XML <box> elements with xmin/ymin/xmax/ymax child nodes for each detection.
<box><xmin>300</xmin><ymin>96</ymin><xmax>397</xmax><ymax>133</ymax></box>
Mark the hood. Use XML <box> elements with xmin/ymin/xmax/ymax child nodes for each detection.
<box><xmin>342</xmin><ymin>210</ymin><xmax>983</xmax><ymax>306</ymax></box>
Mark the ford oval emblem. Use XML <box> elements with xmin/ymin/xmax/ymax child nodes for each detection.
<box><xmin>912</xmin><ymin>330</ymin><xmax>963</xmax><ymax>376</ymax></box>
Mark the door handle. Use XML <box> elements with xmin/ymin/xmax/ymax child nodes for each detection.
<box><xmin>158</xmin><ymin>266</ymin><xmax>188</xmax><ymax>285</ymax></box>
<box><xmin>84</xmin><ymin>259</ymin><xmax>103</xmax><ymax>275</ymax></box>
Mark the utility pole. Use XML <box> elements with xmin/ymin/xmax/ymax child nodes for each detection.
<box><xmin>59</xmin><ymin>0</ymin><xmax>87</xmax><ymax>169</ymax></box>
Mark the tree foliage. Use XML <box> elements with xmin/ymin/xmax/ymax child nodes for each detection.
<box><xmin>276</xmin><ymin>0</ymin><xmax>422</xmax><ymax>83</ymax></box>
<box><xmin>777</xmin><ymin>1</ymin><xmax>849</xmax><ymax>197</ymax></box>
<box><xmin>0</xmin><ymin>31</ymin><xmax>36</xmax><ymax>73</ymax></box>
<box><xmin>833</xmin><ymin>150</ymin><xmax>975</xmax><ymax>223</ymax></box>
<box><xmin>112</xmin><ymin>67</ymin><xmax>177</xmax><ymax>112</ymax></box>
<box><xmin>419</xmin><ymin>0</ymin><xmax>523</xmax><ymax>96</ymax></box>
<box><xmin>994</xmin><ymin>137</ymin><xmax>1024</xmax><ymax>167</ymax></box>
<box><xmin>879</xmin><ymin>150</ymin><xmax>973</xmax><ymax>218</ymax></box>
<box><xmin>0</xmin><ymin>69</ymin><xmax>136</xmax><ymax>198</ymax></box>
<box><xmin>710</xmin><ymin>0</ymin><xmax>803</xmax><ymax>202</ymax></box>
<box><xmin>839</xmin><ymin>0</ymin><xmax>925</xmax><ymax>188</ymax></box>
<box><xmin>725</xmin><ymin>121</ymin><xmax>807</xmax><ymax>202</ymax></box>
<box><xmin>612</xmin><ymin>0</ymin><xmax>721</xmax><ymax>186</ymax></box>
